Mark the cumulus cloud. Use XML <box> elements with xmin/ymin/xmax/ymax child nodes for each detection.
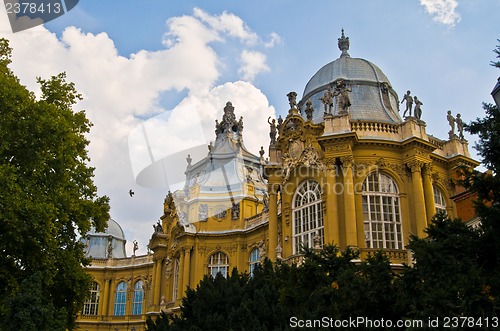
<box><xmin>193</xmin><ymin>7</ymin><xmax>258</xmax><ymax>46</ymax></box>
<box><xmin>0</xmin><ymin>8</ymin><xmax>278</xmax><ymax>254</ymax></box>
<box><xmin>264</xmin><ymin>32</ymin><xmax>283</xmax><ymax>48</ymax></box>
<box><xmin>238</xmin><ymin>50</ymin><xmax>270</xmax><ymax>82</ymax></box>
<box><xmin>420</xmin><ymin>0</ymin><xmax>461</xmax><ymax>26</ymax></box>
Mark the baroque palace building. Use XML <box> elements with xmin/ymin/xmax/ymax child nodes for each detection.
<box><xmin>76</xmin><ymin>31</ymin><xmax>478</xmax><ymax>330</ymax></box>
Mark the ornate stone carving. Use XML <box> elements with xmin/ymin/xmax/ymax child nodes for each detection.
<box><xmin>283</xmin><ymin>202</ymin><xmax>290</xmax><ymax>227</ymax></box>
<box><xmin>231</xmin><ymin>202</ymin><xmax>240</xmax><ymax>220</ymax></box>
<box><xmin>289</xmin><ymin>140</ymin><xmax>304</xmax><ymax>159</ymax></box>
<box><xmin>305</xmin><ymin>98</ymin><xmax>314</xmax><ymax>120</ymax></box>
<box><xmin>325</xmin><ymin>144</ymin><xmax>351</xmax><ymax>153</ymax></box>
<box><xmin>258</xmin><ymin>240</ymin><xmax>266</xmax><ymax>263</ymax></box>
<box><xmin>407</xmin><ymin>160</ymin><xmax>423</xmax><ymax>173</ymax></box>
<box><xmin>198</xmin><ymin>204</ymin><xmax>208</xmax><ymax>222</ymax></box>
<box><xmin>282</xmin><ymin>143</ymin><xmax>325</xmax><ymax>182</ymax></box>
<box><xmin>340</xmin><ymin>155</ymin><xmax>354</xmax><ymax>168</ymax></box>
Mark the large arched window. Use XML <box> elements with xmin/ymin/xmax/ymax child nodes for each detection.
<box><xmin>433</xmin><ymin>185</ymin><xmax>447</xmax><ymax>214</ymax></box>
<box><xmin>249</xmin><ymin>248</ymin><xmax>260</xmax><ymax>277</ymax></box>
<box><xmin>114</xmin><ymin>281</ymin><xmax>127</xmax><ymax>316</ymax></box>
<box><xmin>208</xmin><ymin>252</ymin><xmax>229</xmax><ymax>278</ymax></box>
<box><xmin>82</xmin><ymin>282</ymin><xmax>100</xmax><ymax>315</ymax></box>
<box><xmin>172</xmin><ymin>257</ymin><xmax>180</xmax><ymax>300</ymax></box>
<box><xmin>292</xmin><ymin>180</ymin><xmax>324</xmax><ymax>254</ymax></box>
<box><xmin>132</xmin><ymin>281</ymin><xmax>143</xmax><ymax>315</ymax></box>
<box><xmin>362</xmin><ymin>172</ymin><xmax>403</xmax><ymax>249</ymax></box>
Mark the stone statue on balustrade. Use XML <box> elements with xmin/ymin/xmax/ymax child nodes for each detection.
<box><xmin>455</xmin><ymin>113</ymin><xmax>465</xmax><ymax>140</ymax></box>
<box><xmin>401</xmin><ymin>90</ymin><xmax>413</xmax><ymax>117</ymax></box>
<box><xmin>268</xmin><ymin>117</ymin><xmax>277</xmax><ymax>145</ymax></box>
<box><xmin>447</xmin><ymin>110</ymin><xmax>456</xmax><ymax>138</ymax></box>
<box><xmin>320</xmin><ymin>88</ymin><xmax>333</xmax><ymax>114</ymax></box>
<box><xmin>413</xmin><ymin>96</ymin><xmax>423</xmax><ymax>120</ymax></box>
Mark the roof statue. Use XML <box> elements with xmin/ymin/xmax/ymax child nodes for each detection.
<box><xmin>333</xmin><ymin>79</ymin><xmax>352</xmax><ymax>114</ymax></box>
<box><xmin>413</xmin><ymin>96</ymin><xmax>423</xmax><ymax>120</ymax></box>
<box><xmin>401</xmin><ymin>90</ymin><xmax>413</xmax><ymax>117</ymax></box>
<box><xmin>305</xmin><ymin>98</ymin><xmax>314</xmax><ymax>120</ymax></box>
<box><xmin>320</xmin><ymin>87</ymin><xmax>333</xmax><ymax>114</ymax></box>
<box><xmin>456</xmin><ymin>113</ymin><xmax>465</xmax><ymax>140</ymax></box>
<box><xmin>447</xmin><ymin>110</ymin><xmax>456</xmax><ymax>138</ymax></box>
<box><xmin>268</xmin><ymin>117</ymin><xmax>277</xmax><ymax>145</ymax></box>
<box><xmin>287</xmin><ymin>91</ymin><xmax>297</xmax><ymax>110</ymax></box>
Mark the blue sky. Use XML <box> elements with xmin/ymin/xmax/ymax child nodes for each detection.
<box><xmin>1</xmin><ymin>0</ymin><xmax>499</xmax><ymax>254</ymax></box>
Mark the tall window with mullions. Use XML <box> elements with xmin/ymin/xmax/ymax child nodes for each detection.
<box><xmin>82</xmin><ymin>282</ymin><xmax>100</xmax><ymax>315</ymax></box>
<box><xmin>132</xmin><ymin>281</ymin><xmax>143</xmax><ymax>315</ymax></box>
<box><xmin>362</xmin><ymin>172</ymin><xmax>403</xmax><ymax>249</ymax></box>
<box><xmin>292</xmin><ymin>180</ymin><xmax>324</xmax><ymax>254</ymax></box>
<box><xmin>114</xmin><ymin>281</ymin><xmax>127</xmax><ymax>316</ymax></box>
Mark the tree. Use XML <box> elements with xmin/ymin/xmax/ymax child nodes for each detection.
<box><xmin>0</xmin><ymin>38</ymin><xmax>109</xmax><ymax>330</ymax></box>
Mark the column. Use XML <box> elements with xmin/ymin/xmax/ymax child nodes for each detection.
<box><xmin>422</xmin><ymin>163</ymin><xmax>436</xmax><ymax>222</ymax></box>
<box><xmin>177</xmin><ymin>253</ymin><xmax>185</xmax><ymax>301</ymax></box>
<box><xmin>341</xmin><ymin>156</ymin><xmax>358</xmax><ymax>247</ymax></box>
<box><xmin>100</xmin><ymin>278</ymin><xmax>110</xmax><ymax>316</ymax></box>
<box><xmin>268</xmin><ymin>183</ymin><xmax>278</xmax><ymax>261</ymax></box>
<box><xmin>153</xmin><ymin>257</ymin><xmax>163</xmax><ymax>307</ymax></box>
<box><xmin>182</xmin><ymin>248</ymin><xmax>191</xmax><ymax>291</ymax></box>
<box><xmin>325</xmin><ymin>164</ymin><xmax>340</xmax><ymax>246</ymax></box>
<box><xmin>150</xmin><ymin>261</ymin><xmax>157</xmax><ymax>305</ymax></box>
<box><xmin>409</xmin><ymin>160</ymin><xmax>427</xmax><ymax>237</ymax></box>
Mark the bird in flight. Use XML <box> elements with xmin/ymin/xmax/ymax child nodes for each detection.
<box><xmin>129</xmin><ymin>189</ymin><xmax>135</xmax><ymax>197</ymax></box>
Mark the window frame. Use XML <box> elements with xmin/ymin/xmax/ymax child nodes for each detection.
<box><xmin>292</xmin><ymin>179</ymin><xmax>325</xmax><ymax>254</ymax></box>
<box><xmin>82</xmin><ymin>281</ymin><xmax>100</xmax><ymax>316</ymax></box>
<box><xmin>362</xmin><ymin>172</ymin><xmax>403</xmax><ymax>250</ymax></box>
<box><xmin>249</xmin><ymin>248</ymin><xmax>260</xmax><ymax>276</ymax></box>
<box><xmin>208</xmin><ymin>252</ymin><xmax>229</xmax><ymax>278</ymax></box>
<box><xmin>113</xmin><ymin>281</ymin><xmax>127</xmax><ymax>316</ymax></box>
<box><xmin>132</xmin><ymin>280</ymin><xmax>143</xmax><ymax>315</ymax></box>
<box><xmin>433</xmin><ymin>185</ymin><xmax>447</xmax><ymax>214</ymax></box>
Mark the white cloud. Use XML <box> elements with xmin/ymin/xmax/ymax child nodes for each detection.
<box><xmin>420</xmin><ymin>0</ymin><xmax>461</xmax><ymax>26</ymax></box>
<box><xmin>193</xmin><ymin>7</ymin><xmax>258</xmax><ymax>45</ymax></box>
<box><xmin>0</xmin><ymin>8</ymin><xmax>276</xmax><ymax>255</ymax></box>
<box><xmin>238</xmin><ymin>50</ymin><xmax>270</xmax><ymax>82</ymax></box>
<box><xmin>264</xmin><ymin>32</ymin><xmax>283</xmax><ymax>48</ymax></box>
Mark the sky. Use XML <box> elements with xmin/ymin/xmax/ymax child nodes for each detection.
<box><xmin>0</xmin><ymin>0</ymin><xmax>499</xmax><ymax>255</ymax></box>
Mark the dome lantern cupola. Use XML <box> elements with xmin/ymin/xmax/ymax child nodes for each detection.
<box><xmin>299</xmin><ymin>30</ymin><xmax>402</xmax><ymax>125</ymax></box>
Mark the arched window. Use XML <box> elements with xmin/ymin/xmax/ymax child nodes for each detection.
<box><xmin>82</xmin><ymin>282</ymin><xmax>100</xmax><ymax>315</ymax></box>
<box><xmin>208</xmin><ymin>252</ymin><xmax>229</xmax><ymax>278</ymax></box>
<box><xmin>132</xmin><ymin>281</ymin><xmax>143</xmax><ymax>315</ymax></box>
<box><xmin>292</xmin><ymin>180</ymin><xmax>324</xmax><ymax>254</ymax></box>
<box><xmin>362</xmin><ymin>172</ymin><xmax>403</xmax><ymax>249</ymax></box>
<box><xmin>433</xmin><ymin>185</ymin><xmax>447</xmax><ymax>214</ymax></box>
<box><xmin>172</xmin><ymin>257</ymin><xmax>180</xmax><ymax>300</ymax></box>
<box><xmin>113</xmin><ymin>281</ymin><xmax>127</xmax><ymax>316</ymax></box>
<box><xmin>249</xmin><ymin>248</ymin><xmax>260</xmax><ymax>276</ymax></box>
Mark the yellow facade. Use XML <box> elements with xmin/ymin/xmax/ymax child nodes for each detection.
<box><xmin>76</xmin><ymin>33</ymin><xmax>478</xmax><ymax>330</ymax></box>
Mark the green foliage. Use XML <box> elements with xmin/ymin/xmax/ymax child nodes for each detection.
<box><xmin>491</xmin><ymin>39</ymin><xmax>500</xmax><ymax>69</ymax></box>
<box><xmin>0</xmin><ymin>38</ymin><xmax>109</xmax><ymax>329</ymax></box>
<box><xmin>399</xmin><ymin>213</ymin><xmax>496</xmax><ymax>319</ymax></box>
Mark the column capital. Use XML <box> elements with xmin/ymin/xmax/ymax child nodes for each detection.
<box><xmin>340</xmin><ymin>155</ymin><xmax>354</xmax><ymax>168</ymax></box>
<box><xmin>407</xmin><ymin>160</ymin><xmax>423</xmax><ymax>173</ymax></box>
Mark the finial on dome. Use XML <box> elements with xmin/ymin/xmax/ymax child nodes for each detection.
<box><xmin>338</xmin><ymin>28</ymin><xmax>350</xmax><ymax>57</ymax></box>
